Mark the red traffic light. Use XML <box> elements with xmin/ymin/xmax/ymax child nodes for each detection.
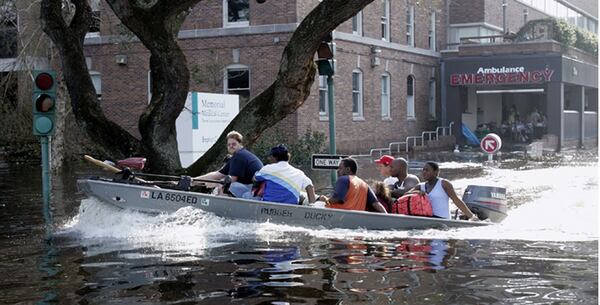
<box><xmin>35</xmin><ymin>73</ymin><xmax>54</xmax><ymax>91</ymax></box>
<box><xmin>35</xmin><ymin>94</ymin><xmax>55</xmax><ymax>113</ymax></box>
<box><xmin>317</xmin><ymin>43</ymin><xmax>333</xmax><ymax>59</ymax></box>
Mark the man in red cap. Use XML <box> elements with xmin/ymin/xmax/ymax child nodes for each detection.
<box><xmin>374</xmin><ymin>155</ymin><xmax>398</xmax><ymax>187</ymax></box>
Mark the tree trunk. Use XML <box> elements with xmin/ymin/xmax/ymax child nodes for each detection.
<box><xmin>187</xmin><ymin>0</ymin><xmax>374</xmax><ymax>175</ymax></box>
<box><xmin>40</xmin><ymin>0</ymin><xmax>372</xmax><ymax>175</ymax></box>
<box><xmin>40</xmin><ymin>0</ymin><xmax>140</xmax><ymax>160</ymax></box>
<box><xmin>105</xmin><ymin>0</ymin><xmax>200</xmax><ymax>173</ymax></box>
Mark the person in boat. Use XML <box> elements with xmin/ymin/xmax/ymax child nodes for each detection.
<box><xmin>194</xmin><ymin>131</ymin><xmax>263</xmax><ymax>198</ymax></box>
<box><xmin>374</xmin><ymin>155</ymin><xmax>398</xmax><ymax>187</ymax></box>
<box><xmin>253</xmin><ymin>144</ymin><xmax>317</xmax><ymax>204</ymax></box>
<box><xmin>317</xmin><ymin>158</ymin><xmax>387</xmax><ymax>213</ymax></box>
<box><xmin>389</xmin><ymin>157</ymin><xmax>420</xmax><ymax>199</ymax></box>
<box><xmin>372</xmin><ymin>181</ymin><xmax>393</xmax><ymax>212</ymax></box>
<box><xmin>411</xmin><ymin>161</ymin><xmax>477</xmax><ymax>220</ymax></box>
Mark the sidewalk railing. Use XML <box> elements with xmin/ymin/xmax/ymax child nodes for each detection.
<box><xmin>350</xmin><ymin>122</ymin><xmax>455</xmax><ymax>160</ymax></box>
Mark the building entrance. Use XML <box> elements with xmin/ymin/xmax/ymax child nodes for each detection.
<box><xmin>461</xmin><ymin>87</ymin><xmax>547</xmax><ymax>144</ymax></box>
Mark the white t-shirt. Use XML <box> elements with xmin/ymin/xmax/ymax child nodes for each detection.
<box><xmin>383</xmin><ymin>176</ymin><xmax>399</xmax><ymax>187</ymax></box>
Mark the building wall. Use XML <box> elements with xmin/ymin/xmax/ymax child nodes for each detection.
<box><xmin>450</xmin><ymin>0</ymin><xmax>485</xmax><ymax>24</ymax></box>
<box><xmin>484</xmin><ymin>0</ymin><xmax>549</xmax><ymax>33</ymax></box>
<box><xmin>84</xmin><ymin>0</ymin><xmax>446</xmax><ymax>154</ymax></box>
<box><xmin>295</xmin><ymin>0</ymin><xmax>445</xmax><ymax>153</ymax></box>
<box><xmin>563</xmin><ymin>0</ymin><xmax>598</xmax><ymax>19</ymax></box>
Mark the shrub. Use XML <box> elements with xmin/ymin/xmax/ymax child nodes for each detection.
<box><xmin>251</xmin><ymin>127</ymin><xmax>327</xmax><ymax>172</ymax></box>
<box><xmin>575</xmin><ymin>28</ymin><xmax>598</xmax><ymax>55</ymax></box>
<box><xmin>515</xmin><ymin>18</ymin><xmax>597</xmax><ymax>55</ymax></box>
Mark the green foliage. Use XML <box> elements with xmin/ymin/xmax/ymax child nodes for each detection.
<box><xmin>515</xmin><ymin>18</ymin><xmax>597</xmax><ymax>55</ymax></box>
<box><xmin>575</xmin><ymin>29</ymin><xmax>598</xmax><ymax>55</ymax></box>
<box><xmin>0</xmin><ymin>73</ymin><xmax>38</xmax><ymax>161</ymax></box>
<box><xmin>553</xmin><ymin>19</ymin><xmax>577</xmax><ymax>46</ymax></box>
<box><xmin>251</xmin><ymin>128</ymin><xmax>327</xmax><ymax>172</ymax></box>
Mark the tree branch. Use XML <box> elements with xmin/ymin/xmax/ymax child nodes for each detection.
<box><xmin>186</xmin><ymin>0</ymin><xmax>374</xmax><ymax>175</ymax></box>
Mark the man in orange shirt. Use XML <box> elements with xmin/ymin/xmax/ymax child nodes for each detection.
<box><xmin>318</xmin><ymin>158</ymin><xmax>387</xmax><ymax>213</ymax></box>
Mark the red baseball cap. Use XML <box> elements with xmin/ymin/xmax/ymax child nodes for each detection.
<box><xmin>374</xmin><ymin>155</ymin><xmax>394</xmax><ymax>166</ymax></box>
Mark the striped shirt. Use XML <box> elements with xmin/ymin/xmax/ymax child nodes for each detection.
<box><xmin>255</xmin><ymin>161</ymin><xmax>313</xmax><ymax>204</ymax></box>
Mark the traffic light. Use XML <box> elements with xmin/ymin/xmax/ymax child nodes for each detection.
<box><xmin>32</xmin><ymin>70</ymin><xmax>57</xmax><ymax>136</ymax></box>
<box><xmin>316</xmin><ymin>33</ymin><xmax>335</xmax><ymax>76</ymax></box>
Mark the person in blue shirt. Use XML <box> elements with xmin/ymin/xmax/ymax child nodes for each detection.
<box><xmin>195</xmin><ymin>131</ymin><xmax>263</xmax><ymax>198</ymax></box>
<box><xmin>254</xmin><ymin>144</ymin><xmax>317</xmax><ymax>204</ymax></box>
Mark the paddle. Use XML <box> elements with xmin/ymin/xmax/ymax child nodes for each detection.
<box><xmin>83</xmin><ymin>155</ymin><xmax>224</xmax><ymax>185</ymax></box>
<box><xmin>126</xmin><ymin>172</ymin><xmax>224</xmax><ymax>185</ymax></box>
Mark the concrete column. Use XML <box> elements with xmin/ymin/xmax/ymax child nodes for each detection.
<box><xmin>546</xmin><ymin>83</ymin><xmax>564</xmax><ymax>151</ymax></box>
<box><xmin>577</xmin><ymin>86</ymin><xmax>585</xmax><ymax>147</ymax></box>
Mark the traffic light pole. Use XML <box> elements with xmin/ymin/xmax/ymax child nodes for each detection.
<box><xmin>40</xmin><ymin>136</ymin><xmax>51</xmax><ymax>203</ymax></box>
<box><xmin>327</xmin><ymin>75</ymin><xmax>337</xmax><ymax>187</ymax></box>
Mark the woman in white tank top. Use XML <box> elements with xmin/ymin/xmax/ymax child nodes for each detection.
<box><xmin>418</xmin><ymin>162</ymin><xmax>477</xmax><ymax>220</ymax></box>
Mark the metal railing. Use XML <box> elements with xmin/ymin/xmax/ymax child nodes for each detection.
<box><xmin>422</xmin><ymin>131</ymin><xmax>437</xmax><ymax>142</ymax></box>
<box><xmin>352</xmin><ymin>121</ymin><xmax>455</xmax><ymax>159</ymax></box>
<box><xmin>370</xmin><ymin>147</ymin><xmax>391</xmax><ymax>158</ymax></box>
<box><xmin>405</xmin><ymin>136</ymin><xmax>423</xmax><ymax>152</ymax></box>
<box><xmin>388</xmin><ymin>141</ymin><xmax>407</xmax><ymax>154</ymax></box>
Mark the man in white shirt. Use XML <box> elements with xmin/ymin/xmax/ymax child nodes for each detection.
<box><xmin>254</xmin><ymin>144</ymin><xmax>317</xmax><ymax>204</ymax></box>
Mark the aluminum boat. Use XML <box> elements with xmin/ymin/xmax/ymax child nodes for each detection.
<box><xmin>77</xmin><ymin>177</ymin><xmax>493</xmax><ymax>230</ymax></box>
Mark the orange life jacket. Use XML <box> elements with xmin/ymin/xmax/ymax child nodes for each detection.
<box><xmin>328</xmin><ymin>176</ymin><xmax>369</xmax><ymax>211</ymax></box>
<box><xmin>391</xmin><ymin>193</ymin><xmax>433</xmax><ymax>217</ymax></box>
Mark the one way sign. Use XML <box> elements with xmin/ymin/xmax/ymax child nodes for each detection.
<box><xmin>311</xmin><ymin>154</ymin><xmax>348</xmax><ymax>170</ymax></box>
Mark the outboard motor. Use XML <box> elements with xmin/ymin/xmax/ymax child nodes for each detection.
<box><xmin>462</xmin><ymin>185</ymin><xmax>508</xmax><ymax>223</ymax></box>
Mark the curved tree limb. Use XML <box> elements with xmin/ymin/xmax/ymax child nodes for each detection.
<box><xmin>40</xmin><ymin>0</ymin><xmax>140</xmax><ymax>159</ymax></box>
<box><xmin>105</xmin><ymin>0</ymin><xmax>200</xmax><ymax>173</ymax></box>
<box><xmin>187</xmin><ymin>0</ymin><xmax>374</xmax><ymax>176</ymax></box>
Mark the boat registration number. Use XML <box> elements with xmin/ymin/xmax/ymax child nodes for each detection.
<box><xmin>141</xmin><ymin>190</ymin><xmax>198</xmax><ymax>204</ymax></box>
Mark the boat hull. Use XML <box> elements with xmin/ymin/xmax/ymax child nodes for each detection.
<box><xmin>77</xmin><ymin>178</ymin><xmax>490</xmax><ymax>230</ymax></box>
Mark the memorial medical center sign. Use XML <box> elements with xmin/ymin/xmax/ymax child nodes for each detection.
<box><xmin>450</xmin><ymin>66</ymin><xmax>555</xmax><ymax>86</ymax></box>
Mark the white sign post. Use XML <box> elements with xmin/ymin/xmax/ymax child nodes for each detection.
<box><xmin>480</xmin><ymin>133</ymin><xmax>502</xmax><ymax>162</ymax></box>
<box><xmin>176</xmin><ymin>92</ymin><xmax>239</xmax><ymax>167</ymax></box>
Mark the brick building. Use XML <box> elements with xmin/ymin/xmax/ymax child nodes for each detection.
<box><xmin>83</xmin><ymin>0</ymin><xmax>446</xmax><ymax>154</ymax></box>
<box><xmin>79</xmin><ymin>0</ymin><xmax>597</xmax><ymax>153</ymax></box>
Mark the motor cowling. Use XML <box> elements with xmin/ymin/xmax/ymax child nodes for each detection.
<box><xmin>462</xmin><ymin>185</ymin><xmax>508</xmax><ymax>223</ymax></box>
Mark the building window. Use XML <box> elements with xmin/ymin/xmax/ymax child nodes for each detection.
<box><xmin>319</xmin><ymin>75</ymin><xmax>328</xmax><ymax>118</ymax></box>
<box><xmin>90</xmin><ymin>71</ymin><xmax>102</xmax><ymax>100</ymax></box>
<box><xmin>224</xmin><ymin>0</ymin><xmax>249</xmax><ymax>27</ymax></box>
<box><xmin>406</xmin><ymin>4</ymin><xmax>414</xmax><ymax>47</ymax></box>
<box><xmin>381</xmin><ymin>0</ymin><xmax>390</xmax><ymax>41</ymax></box>
<box><xmin>407</xmin><ymin>75</ymin><xmax>415</xmax><ymax>118</ymax></box>
<box><xmin>428</xmin><ymin>78</ymin><xmax>436</xmax><ymax>119</ymax></box>
<box><xmin>225</xmin><ymin>64</ymin><xmax>250</xmax><ymax>106</ymax></box>
<box><xmin>352</xmin><ymin>70</ymin><xmax>363</xmax><ymax>118</ymax></box>
<box><xmin>87</xmin><ymin>0</ymin><xmax>101</xmax><ymax>37</ymax></box>
<box><xmin>352</xmin><ymin>11</ymin><xmax>363</xmax><ymax>36</ymax></box>
<box><xmin>381</xmin><ymin>73</ymin><xmax>391</xmax><ymax>119</ymax></box>
<box><xmin>428</xmin><ymin>11</ymin><xmax>436</xmax><ymax>50</ymax></box>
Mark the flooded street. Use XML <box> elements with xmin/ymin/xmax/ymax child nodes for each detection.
<box><xmin>0</xmin><ymin>150</ymin><xmax>597</xmax><ymax>304</ymax></box>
